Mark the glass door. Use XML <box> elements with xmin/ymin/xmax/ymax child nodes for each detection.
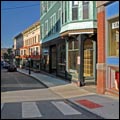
<box><xmin>83</xmin><ymin>39</ymin><xmax>93</xmax><ymax>78</ymax></box>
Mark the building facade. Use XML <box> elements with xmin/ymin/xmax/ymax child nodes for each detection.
<box><xmin>40</xmin><ymin>1</ymin><xmax>97</xmax><ymax>86</ymax></box>
<box><xmin>13</xmin><ymin>33</ymin><xmax>23</xmax><ymax>67</ymax></box>
<box><xmin>96</xmin><ymin>1</ymin><xmax>119</xmax><ymax>95</ymax></box>
<box><xmin>20</xmin><ymin>21</ymin><xmax>41</xmax><ymax>70</ymax></box>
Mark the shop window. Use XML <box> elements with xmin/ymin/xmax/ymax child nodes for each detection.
<box><xmin>68</xmin><ymin>38</ymin><xmax>79</xmax><ymax>70</ymax></box>
<box><xmin>74</xmin><ymin>40</ymin><xmax>79</xmax><ymax>49</ymax></box>
<box><xmin>68</xmin><ymin>40</ymin><xmax>73</xmax><ymax>49</ymax></box>
<box><xmin>68</xmin><ymin>51</ymin><xmax>79</xmax><ymax>70</ymax></box>
<box><xmin>41</xmin><ymin>48</ymin><xmax>49</xmax><ymax>71</ymax></box>
<box><xmin>109</xmin><ymin>18</ymin><xmax>119</xmax><ymax>57</ymax></box>
<box><xmin>83</xmin><ymin>40</ymin><xmax>93</xmax><ymax>77</ymax></box>
<box><xmin>68</xmin><ymin>39</ymin><xmax>78</xmax><ymax>50</ymax></box>
<box><xmin>57</xmin><ymin>43</ymin><xmax>66</xmax><ymax>76</ymax></box>
<box><xmin>108</xmin><ymin>67</ymin><xmax>119</xmax><ymax>91</ymax></box>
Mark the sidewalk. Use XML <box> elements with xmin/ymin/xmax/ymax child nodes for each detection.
<box><xmin>17</xmin><ymin>68</ymin><xmax>119</xmax><ymax>119</ymax></box>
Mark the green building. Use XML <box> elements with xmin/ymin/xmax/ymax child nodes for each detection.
<box><xmin>40</xmin><ymin>1</ymin><xmax>97</xmax><ymax>86</ymax></box>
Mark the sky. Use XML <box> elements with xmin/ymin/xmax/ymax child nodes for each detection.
<box><xmin>1</xmin><ymin>1</ymin><xmax>40</xmax><ymax>48</ymax></box>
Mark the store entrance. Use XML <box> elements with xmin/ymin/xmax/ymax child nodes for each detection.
<box><xmin>50</xmin><ymin>45</ymin><xmax>57</xmax><ymax>74</ymax></box>
<box><xmin>83</xmin><ymin>39</ymin><xmax>94</xmax><ymax>80</ymax></box>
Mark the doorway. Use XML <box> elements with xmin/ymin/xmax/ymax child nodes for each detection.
<box><xmin>83</xmin><ymin>39</ymin><xmax>95</xmax><ymax>81</ymax></box>
<box><xmin>50</xmin><ymin>45</ymin><xmax>57</xmax><ymax>74</ymax></box>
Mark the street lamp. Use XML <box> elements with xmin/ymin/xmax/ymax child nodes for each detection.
<box><xmin>28</xmin><ymin>57</ymin><xmax>31</xmax><ymax>75</ymax></box>
<box><xmin>28</xmin><ymin>48</ymin><xmax>31</xmax><ymax>75</ymax></box>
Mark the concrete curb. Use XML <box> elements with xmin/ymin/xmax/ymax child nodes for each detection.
<box><xmin>17</xmin><ymin>70</ymin><xmax>49</xmax><ymax>88</ymax></box>
<box><xmin>64</xmin><ymin>99</ymin><xmax>104</xmax><ymax>119</ymax></box>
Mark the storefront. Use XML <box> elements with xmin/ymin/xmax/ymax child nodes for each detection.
<box><xmin>66</xmin><ymin>32</ymin><xmax>97</xmax><ymax>85</ymax></box>
<box><xmin>105</xmin><ymin>1</ymin><xmax>119</xmax><ymax>94</ymax></box>
<box><xmin>40</xmin><ymin>37</ymin><xmax>66</xmax><ymax>78</ymax></box>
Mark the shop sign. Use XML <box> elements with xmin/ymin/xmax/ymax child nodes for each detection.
<box><xmin>42</xmin><ymin>48</ymin><xmax>49</xmax><ymax>55</ymax></box>
<box><xmin>77</xmin><ymin>56</ymin><xmax>80</xmax><ymax>64</ymax></box>
<box><xmin>112</xmin><ymin>21</ymin><xmax>119</xmax><ymax>29</ymax></box>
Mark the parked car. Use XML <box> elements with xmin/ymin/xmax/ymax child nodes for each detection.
<box><xmin>3</xmin><ymin>62</ymin><xmax>10</xmax><ymax>69</ymax></box>
<box><xmin>8</xmin><ymin>64</ymin><xmax>17</xmax><ymax>72</ymax></box>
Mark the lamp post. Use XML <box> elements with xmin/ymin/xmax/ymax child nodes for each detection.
<box><xmin>28</xmin><ymin>57</ymin><xmax>31</xmax><ymax>75</ymax></box>
<box><xmin>28</xmin><ymin>48</ymin><xmax>31</xmax><ymax>75</ymax></box>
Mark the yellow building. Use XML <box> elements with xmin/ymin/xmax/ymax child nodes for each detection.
<box><xmin>20</xmin><ymin>21</ymin><xmax>41</xmax><ymax>71</ymax></box>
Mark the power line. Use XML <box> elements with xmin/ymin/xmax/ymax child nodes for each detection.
<box><xmin>1</xmin><ymin>4</ymin><xmax>40</xmax><ymax>10</ymax></box>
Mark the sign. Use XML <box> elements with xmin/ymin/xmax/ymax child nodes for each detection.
<box><xmin>112</xmin><ymin>21</ymin><xmax>119</xmax><ymax>29</ymax></box>
<box><xmin>77</xmin><ymin>56</ymin><xmax>80</xmax><ymax>65</ymax></box>
<box><xmin>42</xmin><ymin>48</ymin><xmax>49</xmax><ymax>55</ymax></box>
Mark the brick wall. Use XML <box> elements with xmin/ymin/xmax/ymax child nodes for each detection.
<box><xmin>96</xmin><ymin>6</ymin><xmax>106</xmax><ymax>94</ymax></box>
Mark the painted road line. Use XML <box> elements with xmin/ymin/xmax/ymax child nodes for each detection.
<box><xmin>1</xmin><ymin>103</ymin><xmax>4</xmax><ymax>111</ymax></box>
<box><xmin>51</xmin><ymin>101</ymin><xmax>81</xmax><ymax>115</ymax></box>
<box><xmin>22</xmin><ymin>102</ymin><xmax>42</xmax><ymax>118</ymax></box>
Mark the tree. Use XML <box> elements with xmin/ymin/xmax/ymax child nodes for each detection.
<box><xmin>7</xmin><ymin>48</ymin><xmax>12</xmax><ymax>55</ymax></box>
<box><xmin>3</xmin><ymin>53</ymin><xmax>8</xmax><ymax>60</ymax></box>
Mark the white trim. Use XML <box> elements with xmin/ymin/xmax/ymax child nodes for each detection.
<box><xmin>60</xmin><ymin>21</ymin><xmax>97</xmax><ymax>33</ymax></box>
<box><xmin>69</xmin><ymin>32</ymin><xmax>93</xmax><ymax>35</ymax></box>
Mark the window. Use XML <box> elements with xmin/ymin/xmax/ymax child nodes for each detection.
<box><xmin>31</xmin><ymin>48</ymin><xmax>32</xmax><ymax>55</ymax></box>
<box><xmin>53</xmin><ymin>14</ymin><xmax>56</xmax><ymax>33</ymax></box>
<box><xmin>33</xmin><ymin>37</ymin><xmax>34</xmax><ymax>44</ymax></box>
<box><xmin>41</xmin><ymin>24</ymin><xmax>44</xmax><ymax>39</ymax></box>
<box><xmin>109</xmin><ymin>18</ymin><xmax>119</xmax><ymax>57</ymax></box>
<box><xmin>33</xmin><ymin>48</ymin><xmax>35</xmax><ymax>55</ymax></box>
<box><xmin>57</xmin><ymin>8</ymin><xmax>61</xmax><ymax>32</ymax></box>
<box><xmin>45</xmin><ymin>20</ymin><xmax>48</xmax><ymax>37</ymax></box>
<box><xmin>83</xmin><ymin>1</ymin><xmax>89</xmax><ymax>19</ymax></box>
<box><xmin>41</xmin><ymin>1</ymin><xmax>44</xmax><ymax>16</ymax></box>
<box><xmin>57</xmin><ymin>43</ymin><xmax>66</xmax><ymax>77</ymax></box>
<box><xmin>68</xmin><ymin>38</ymin><xmax>79</xmax><ymax>70</ymax></box>
<box><xmin>36</xmin><ymin>47</ymin><xmax>39</xmax><ymax>55</ymax></box>
<box><xmin>21</xmin><ymin>50</ymin><xmax>23</xmax><ymax>55</ymax></box>
<box><xmin>68</xmin><ymin>39</ymin><xmax>78</xmax><ymax>50</ymax></box>
<box><xmin>65</xmin><ymin>1</ymin><xmax>67</xmax><ymax>23</ymax></box>
<box><xmin>50</xmin><ymin>14</ymin><xmax>56</xmax><ymax>34</ymax></box>
<box><xmin>68</xmin><ymin>51</ymin><xmax>79</xmax><ymax>70</ymax></box>
<box><xmin>24</xmin><ymin>50</ymin><xmax>26</xmax><ymax>55</ymax></box>
<box><xmin>35</xmin><ymin>36</ymin><xmax>36</xmax><ymax>43</ymax></box>
<box><xmin>49</xmin><ymin>17</ymin><xmax>52</xmax><ymax>35</ymax></box>
<box><xmin>48</xmin><ymin>1</ymin><xmax>51</xmax><ymax>9</ymax></box>
<box><xmin>72</xmin><ymin>1</ymin><xmax>79</xmax><ymax>20</ymax></box>
<box><xmin>38</xmin><ymin>35</ymin><xmax>40</xmax><ymax>42</ymax></box>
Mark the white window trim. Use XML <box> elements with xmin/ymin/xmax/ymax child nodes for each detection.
<box><xmin>45</xmin><ymin>20</ymin><xmax>48</xmax><ymax>36</ymax></box>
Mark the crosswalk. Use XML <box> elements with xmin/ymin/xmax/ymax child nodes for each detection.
<box><xmin>52</xmin><ymin>101</ymin><xmax>81</xmax><ymax>115</ymax></box>
<box><xmin>1</xmin><ymin>100</ymin><xmax>82</xmax><ymax>119</ymax></box>
<box><xmin>22</xmin><ymin>102</ymin><xmax>42</xmax><ymax>118</ymax></box>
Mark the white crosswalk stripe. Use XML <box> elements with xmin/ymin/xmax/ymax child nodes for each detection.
<box><xmin>51</xmin><ymin>101</ymin><xmax>82</xmax><ymax>115</ymax></box>
<box><xmin>1</xmin><ymin>103</ymin><xmax>4</xmax><ymax>111</ymax></box>
<box><xmin>22</xmin><ymin>102</ymin><xmax>42</xmax><ymax>118</ymax></box>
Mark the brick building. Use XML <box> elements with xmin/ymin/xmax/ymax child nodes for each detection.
<box><xmin>96</xmin><ymin>1</ymin><xmax>119</xmax><ymax>95</ymax></box>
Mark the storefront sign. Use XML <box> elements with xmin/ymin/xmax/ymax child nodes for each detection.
<box><xmin>77</xmin><ymin>56</ymin><xmax>80</xmax><ymax>64</ymax></box>
<box><xmin>112</xmin><ymin>21</ymin><xmax>119</xmax><ymax>29</ymax></box>
<box><xmin>42</xmin><ymin>48</ymin><xmax>48</xmax><ymax>53</ymax></box>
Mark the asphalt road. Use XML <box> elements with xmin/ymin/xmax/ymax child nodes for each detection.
<box><xmin>1</xmin><ymin>68</ymin><xmax>103</xmax><ymax>119</ymax></box>
<box><xmin>1</xmin><ymin>68</ymin><xmax>46</xmax><ymax>92</ymax></box>
<box><xmin>1</xmin><ymin>99</ymin><xmax>103</xmax><ymax>119</ymax></box>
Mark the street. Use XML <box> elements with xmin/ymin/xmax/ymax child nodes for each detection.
<box><xmin>1</xmin><ymin>68</ymin><xmax>103</xmax><ymax>119</ymax></box>
<box><xmin>1</xmin><ymin>68</ymin><xmax>46</xmax><ymax>92</ymax></box>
